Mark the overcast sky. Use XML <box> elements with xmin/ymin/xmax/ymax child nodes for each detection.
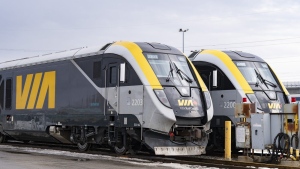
<box><xmin>1</xmin><ymin>0</ymin><xmax>300</xmax><ymax>82</ymax></box>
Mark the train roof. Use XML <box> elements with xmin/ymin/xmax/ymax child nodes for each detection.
<box><xmin>189</xmin><ymin>49</ymin><xmax>265</xmax><ymax>62</ymax></box>
<box><xmin>0</xmin><ymin>45</ymin><xmax>106</xmax><ymax>71</ymax></box>
<box><xmin>0</xmin><ymin>41</ymin><xmax>182</xmax><ymax>71</ymax></box>
<box><xmin>222</xmin><ymin>50</ymin><xmax>265</xmax><ymax>62</ymax></box>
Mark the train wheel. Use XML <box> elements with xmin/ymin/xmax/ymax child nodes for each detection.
<box><xmin>0</xmin><ymin>133</ymin><xmax>6</xmax><ymax>143</ymax></box>
<box><xmin>112</xmin><ymin>130</ymin><xmax>128</xmax><ymax>155</ymax></box>
<box><xmin>77</xmin><ymin>142</ymin><xmax>91</xmax><ymax>151</ymax></box>
<box><xmin>114</xmin><ymin>144</ymin><xmax>128</xmax><ymax>155</ymax></box>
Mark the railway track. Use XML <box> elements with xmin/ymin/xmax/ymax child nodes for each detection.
<box><xmin>1</xmin><ymin>141</ymin><xmax>299</xmax><ymax>169</ymax></box>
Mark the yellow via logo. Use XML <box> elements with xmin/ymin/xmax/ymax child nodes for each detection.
<box><xmin>178</xmin><ymin>99</ymin><xmax>194</xmax><ymax>106</ymax></box>
<box><xmin>16</xmin><ymin>71</ymin><xmax>56</xmax><ymax>109</ymax></box>
<box><xmin>268</xmin><ymin>103</ymin><xmax>282</xmax><ymax>109</ymax></box>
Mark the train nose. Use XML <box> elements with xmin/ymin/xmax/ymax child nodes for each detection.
<box><xmin>163</xmin><ymin>87</ymin><xmax>205</xmax><ymax>118</ymax></box>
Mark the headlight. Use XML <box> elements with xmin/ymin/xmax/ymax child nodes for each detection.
<box><xmin>204</xmin><ymin>91</ymin><xmax>211</xmax><ymax>109</ymax></box>
<box><xmin>154</xmin><ymin>90</ymin><xmax>171</xmax><ymax>108</ymax></box>
<box><xmin>246</xmin><ymin>94</ymin><xmax>262</xmax><ymax>110</ymax></box>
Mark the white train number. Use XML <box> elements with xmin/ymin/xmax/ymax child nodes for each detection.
<box><xmin>224</xmin><ymin>101</ymin><xmax>235</xmax><ymax>108</ymax></box>
<box><xmin>132</xmin><ymin>99</ymin><xmax>143</xmax><ymax>106</ymax></box>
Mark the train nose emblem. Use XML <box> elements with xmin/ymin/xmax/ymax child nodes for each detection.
<box><xmin>268</xmin><ymin>103</ymin><xmax>282</xmax><ymax>109</ymax></box>
<box><xmin>178</xmin><ymin>99</ymin><xmax>198</xmax><ymax>107</ymax></box>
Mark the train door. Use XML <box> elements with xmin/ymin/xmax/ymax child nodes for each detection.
<box><xmin>104</xmin><ymin>57</ymin><xmax>144</xmax><ymax>114</ymax></box>
<box><xmin>104</xmin><ymin>57</ymin><xmax>133</xmax><ymax>154</ymax></box>
<box><xmin>106</xmin><ymin>62</ymin><xmax>120</xmax><ymax>114</ymax></box>
<box><xmin>103</xmin><ymin>55</ymin><xmax>144</xmax><ymax>127</ymax></box>
<box><xmin>197</xmin><ymin>66</ymin><xmax>236</xmax><ymax>119</ymax></box>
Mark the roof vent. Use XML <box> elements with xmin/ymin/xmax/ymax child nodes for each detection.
<box><xmin>232</xmin><ymin>51</ymin><xmax>255</xmax><ymax>58</ymax></box>
<box><xmin>148</xmin><ymin>43</ymin><xmax>171</xmax><ymax>50</ymax></box>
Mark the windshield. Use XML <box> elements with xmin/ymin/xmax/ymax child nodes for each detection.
<box><xmin>235</xmin><ymin>61</ymin><xmax>279</xmax><ymax>89</ymax></box>
<box><xmin>235</xmin><ymin>62</ymin><xmax>257</xmax><ymax>83</ymax></box>
<box><xmin>171</xmin><ymin>55</ymin><xmax>194</xmax><ymax>79</ymax></box>
<box><xmin>145</xmin><ymin>53</ymin><xmax>195</xmax><ymax>82</ymax></box>
<box><xmin>145</xmin><ymin>53</ymin><xmax>170</xmax><ymax>77</ymax></box>
<box><xmin>254</xmin><ymin>62</ymin><xmax>278</xmax><ymax>85</ymax></box>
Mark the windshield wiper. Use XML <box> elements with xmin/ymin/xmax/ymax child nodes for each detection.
<box><xmin>173</xmin><ymin>62</ymin><xmax>193</xmax><ymax>83</ymax></box>
<box><xmin>255</xmin><ymin>69</ymin><xmax>277</xmax><ymax>88</ymax></box>
<box><xmin>166</xmin><ymin>62</ymin><xmax>174</xmax><ymax>82</ymax></box>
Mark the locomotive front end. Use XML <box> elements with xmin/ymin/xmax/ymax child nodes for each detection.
<box><xmin>190</xmin><ymin>49</ymin><xmax>292</xmax><ymax>153</ymax></box>
<box><xmin>136</xmin><ymin>44</ymin><xmax>213</xmax><ymax>155</ymax></box>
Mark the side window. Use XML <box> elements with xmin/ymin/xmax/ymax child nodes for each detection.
<box><xmin>5</xmin><ymin>78</ymin><xmax>12</xmax><ymax>109</ymax></box>
<box><xmin>214</xmin><ymin>69</ymin><xmax>235</xmax><ymax>90</ymax></box>
<box><xmin>93</xmin><ymin>61</ymin><xmax>101</xmax><ymax>79</ymax></box>
<box><xmin>220</xmin><ymin>70</ymin><xmax>235</xmax><ymax>90</ymax></box>
<box><xmin>102</xmin><ymin>54</ymin><xmax>142</xmax><ymax>87</ymax></box>
<box><xmin>74</xmin><ymin>55</ymin><xmax>103</xmax><ymax>87</ymax></box>
<box><xmin>110</xmin><ymin>66</ymin><xmax>117</xmax><ymax>85</ymax></box>
<box><xmin>196</xmin><ymin>63</ymin><xmax>235</xmax><ymax>91</ymax></box>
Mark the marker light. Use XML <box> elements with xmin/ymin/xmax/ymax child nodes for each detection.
<box><xmin>154</xmin><ymin>90</ymin><xmax>171</xmax><ymax>108</ymax></box>
<box><xmin>169</xmin><ymin>131</ymin><xmax>175</xmax><ymax>140</ymax></box>
<box><xmin>291</xmin><ymin>97</ymin><xmax>296</xmax><ymax>103</ymax></box>
<box><xmin>242</xmin><ymin>97</ymin><xmax>247</xmax><ymax>102</ymax></box>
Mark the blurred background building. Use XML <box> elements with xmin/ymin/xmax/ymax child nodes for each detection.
<box><xmin>283</xmin><ymin>81</ymin><xmax>300</xmax><ymax>94</ymax></box>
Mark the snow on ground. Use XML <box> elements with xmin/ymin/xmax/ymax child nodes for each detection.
<box><xmin>0</xmin><ymin>145</ymin><xmax>217</xmax><ymax>169</ymax></box>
